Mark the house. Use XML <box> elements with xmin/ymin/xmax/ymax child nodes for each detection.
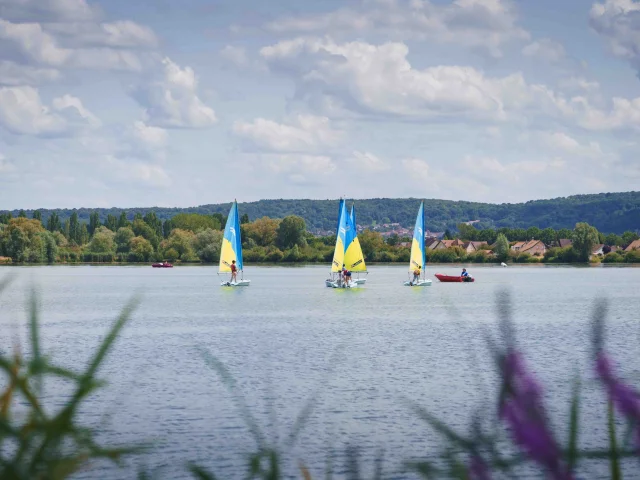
<box><xmin>513</xmin><ymin>239</ymin><xmax>547</xmax><ymax>256</ymax></box>
<box><xmin>428</xmin><ymin>239</ymin><xmax>461</xmax><ymax>250</ymax></box>
<box><xmin>462</xmin><ymin>241</ymin><xmax>488</xmax><ymax>253</ymax></box>
<box><xmin>592</xmin><ymin>244</ymin><xmax>605</xmax><ymax>256</ymax></box>
<box><xmin>625</xmin><ymin>239</ymin><xmax>640</xmax><ymax>252</ymax></box>
<box><xmin>511</xmin><ymin>241</ymin><xmax>526</xmax><ymax>251</ymax></box>
<box><xmin>398</xmin><ymin>241</ymin><xmax>411</xmax><ymax>248</ymax></box>
<box><xmin>0</xmin><ymin>256</ymin><xmax>10</xmax><ymax>264</ymax></box>
<box><xmin>558</xmin><ymin>239</ymin><xmax>573</xmax><ymax>248</ymax></box>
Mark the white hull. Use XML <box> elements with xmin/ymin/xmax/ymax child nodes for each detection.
<box><xmin>325</xmin><ymin>277</ymin><xmax>366</xmax><ymax>288</ymax></box>
<box><xmin>220</xmin><ymin>279</ymin><xmax>251</xmax><ymax>287</ymax></box>
<box><xmin>403</xmin><ymin>279</ymin><xmax>432</xmax><ymax>287</ymax></box>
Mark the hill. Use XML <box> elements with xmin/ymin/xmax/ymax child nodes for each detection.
<box><xmin>3</xmin><ymin>191</ymin><xmax>640</xmax><ymax>234</ymax></box>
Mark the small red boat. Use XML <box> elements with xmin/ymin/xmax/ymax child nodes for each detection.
<box><xmin>435</xmin><ymin>273</ymin><xmax>474</xmax><ymax>283</ymax></box>
<box><xmin>152</xmin><ymin>262</ymin><xmax>173</xmax><ymax>268</ymax></box>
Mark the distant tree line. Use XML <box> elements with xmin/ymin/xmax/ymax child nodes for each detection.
<box><xmin>1</xmin><ymin>211</ymin><xmax>638</xmax><ymax>265</ymax></box>
<box><xmin>2</xmin><ymin>190</ymin><xmax>640</xmax><ymax>233</ymax></box>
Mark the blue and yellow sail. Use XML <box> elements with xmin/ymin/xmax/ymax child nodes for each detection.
<box><xmin>331</xmin><ymin>200</ymin><xmax>347</xmax><ymax>272</ymax></box>
<box><xmin>343</xmin><ymin>203</ymin><xmax>366</xmax><ymax>272</ymax></box>
<box><xmin>409</xmin><ymin>201</ymin><xmax>425</xmax><ymax>274</ymax></box>
<box><xmin>219</xmin><ymin>200</ymin><xmax>243</xmax><ymax>272</ymax></box>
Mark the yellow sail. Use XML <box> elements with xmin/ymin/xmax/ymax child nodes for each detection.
<box><xmin>344</xmin><ymin>237</ymin><xmax>366</xmax><ymax>271</ymax></box>
<box><xmin>331</xmin><ymin>237</ymin><xmax>345</xmax><ymax>272</ymax></box>
<box><xmin>409</xmin><ymin>238</ymin><xmax>423</xmax><ymax>272</ymax></box>
<box><xmin>219</xmin><ymin>238</ymin><xmax>237</xmax><ymax>272</ymax></box>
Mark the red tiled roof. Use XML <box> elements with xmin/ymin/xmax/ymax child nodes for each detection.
<box><xmin>625</xmin><ymin>239</ymin><xmax>640</xmax><ymax>252</ymax></box>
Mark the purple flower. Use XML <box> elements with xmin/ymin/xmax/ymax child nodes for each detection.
<box><xmin>595</xmin><ymin>352</ymin><xmax>640</xmax><ymax>450</ymax></box>
<box><xmin>499</xmin><ymin>350</ymin><xmax>573</xmax><ymax>480</ymax></box>
<box><xmin>468</xmin><ymin>455</ymin><xmax>491</xmax><ymax>480</ymax></box>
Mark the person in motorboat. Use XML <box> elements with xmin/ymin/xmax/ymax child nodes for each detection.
<box><xmin>412</xmin><ymin>266</ymin><xmax>421</xmax><ymax>284</ymax></box>
<box><xmin>230</xmin><ymin>260</ymin><xmax>238</xmax><ymax>284</ymax></box>
<box><xmin>461</xmin><ymin>268</ymin><xmax>472</xmax><ymax>282</ymax></box>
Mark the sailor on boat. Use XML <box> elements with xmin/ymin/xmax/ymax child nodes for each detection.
<box><xmin>230</xmin><ymin>260</ymin><xmax>238</xmax><ymax>283</ymax></box>
<box><xmin>411</xmin><ymin>266</ymin><xmax>421</xmax><ymax>285</ymax></box>
<box><xmin>342</xmin><ymin>264</ymin><xmax>351</xmax><ymax>287</ymax></box>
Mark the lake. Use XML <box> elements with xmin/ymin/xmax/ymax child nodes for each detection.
<box><xmin>1</xmin><ymin>265</ymin><xmax>639</xmax><ymax>479</ymax></box>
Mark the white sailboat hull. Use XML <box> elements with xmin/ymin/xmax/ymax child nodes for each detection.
<box><xmin>325</xmin><ymin>277</ymin><xmax>366</xmax><ymax>288</ymax></box>
<box><xmin>403</xmin><ymin>279</ymin><xmax>432</xmax><ymax>287</ymax></box>
<box><xmin>220</xmin><ymin>279</ymin><xmax>251</xmax><ymax>287</ymax></box>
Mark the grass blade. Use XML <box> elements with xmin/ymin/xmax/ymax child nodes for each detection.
<box><xmin>567</xmin><ymin>377</ymin><xmax>580</xmax><ymax>473</ymax></box>
<box><xmin>188</xmin><ymin>463</ymin><xmax>218</xmax><ymax>480</ymax></box>
<box><xmin>607</xmin><ymin>400</ymin><xmax>621</xmax><ymax>480</ymax></box>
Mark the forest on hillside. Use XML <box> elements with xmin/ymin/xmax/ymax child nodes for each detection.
<box><xmin>2</xmin><ymin>191</ymin><xmax>640</xmax><ymax>233</ymax></box>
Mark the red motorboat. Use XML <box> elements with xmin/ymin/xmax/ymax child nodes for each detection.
<box><xmin>152</xmin><ymin>262</ymin><xmax>173</xmax><ymax>268</ymax></box>
<box><xmin>435</xmin><ymin>273</ymin><xmax>474</xmax><ymax>283</ymax></box>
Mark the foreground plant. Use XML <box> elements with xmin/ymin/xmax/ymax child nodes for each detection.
<box><xmin>0</xmin><ymin>275</ymin><xmax>141</xmax><ymax>480</ymax></box>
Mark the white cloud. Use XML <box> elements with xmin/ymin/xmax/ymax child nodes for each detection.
<box><xmin>0</xmin><ymin>86</ymin><xmax>67</xmax><ymax>135</ymax></box>
<box><xmin>0</xmin><ymin>0</ymin><xmax>100</xmax><ymax>23</ymax></box>
<box><xmin>0</xmin><ymin>19</ymin><xmax>144</xmax><ymax>71</ymax></box>
<box><xmin>233</xmin><ymin>115</ymin><xmax>341</xmax><ymax>152</ymax></box>
<box><xmin>261</xmin><ymin>37</ymin><xmax>541</xmax><ymax>121</ymax></box>
<box><xmin>261</xmin><ymin>37</ymin><xmax>640</xmax><ymax>132</ymax></box>
<box><xmin>52</xmin><ymin>94</ymin><xmax>101</xmax><ymax>127</ymax></box>
<box><xmin>265</xmin><ymin>0</ymin><xmax>530</xmax><ymax>57</ymax></box>
<box><xmin>45</xmin><ymin>20</ymin><xmax>158</xmax><ymax>49</ymax></box>
<box><xmin>220</xmin><ymin>45</ymin><xmax>248</xmax><ymax>67</ymax></box>
<box><xmin>348</xmin><ymin>151</ymin><xmax>389</xmax><ymax>171</ymax></box>
<box><xmin>102</xmin><ymin>155</ymin><xmax>172</xmax><ymax>187</ymax></box>
<box><xmin>402</xmin><ymin>158</ymin><xmax>431</xmax><ymax>182</ymax></box>
<box><xmin>558</xmin><ymin>77</ymin><xmax>600</xmax><ymax>93</ymax></box>
<box><xmin>533</xmin><ymin>131</ymin><xmax>604</xmax><ymax>158</ymax></box>
<box><xmin>0</xmin><ymin>60</ymin><xmax>60</xmax><ymax>86</ymax></box>
<box><xmin>0</xmin><ymin>87</ymin><xmax>99</xmax><ymax>136</ymax></box>
<box><xmin>0</xmin><ymin>153</ymin><xmax>16</xmax><ymax>173</ymax></box>
<box><xmin>590</xmin><ymin>0</ymin><xmax>640</xmax><ymax>72</ymax></box>
<box><xmin>132</xmin><ymin>57</ymin><xmax>217</xmax><ymax>128</ymax></box>
<box><xmin>132</xmin><ymin>120</ymin><xmax>168</xmax><ymax>148</ymax></box>
<box><xmin>522</xmin><ymin>38</ymin><xmax>566</xmax><ymax>63</ymax></box>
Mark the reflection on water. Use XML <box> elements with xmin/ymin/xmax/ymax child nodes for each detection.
<box><xmin>1</xmin><ymin>265</ymin><xmax>639</xmax><ymax>479</ymax></box>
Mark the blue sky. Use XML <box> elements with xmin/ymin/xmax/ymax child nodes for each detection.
<box><xmin>1</xmin><ymin>0</ymin><xmax>639</xmax><ymax>209</ymax></box>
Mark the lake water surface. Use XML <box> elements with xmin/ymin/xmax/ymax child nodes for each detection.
<box><xmin>1</xmin><ymin>265</ymin><xmax>639</xmax><ymax>479</ymax></box>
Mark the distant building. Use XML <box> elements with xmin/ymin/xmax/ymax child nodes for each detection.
<box><xmin>558</xmin><ymin>239</ymin><xmax>573</xmax><ymax>248</ymax></box>
<box><xmin>462</xmin><ymin>241</ymin><xmax>488</xmax><ymax>253</ymax></box>
<box><xmin>625</xmin><ymin>239</ymin><xmax>640</xmax><ymax>252</ymax></box>
<box><xmin>512</xmin><ymin>239</ymin><xmax>547</xmax><ymax>256</ymax></box>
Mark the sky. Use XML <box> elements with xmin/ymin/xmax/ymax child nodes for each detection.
<box><xmin>1</xmin><ymin>0</ymin><xmax>640</xmax><ymax>209</ymax></box>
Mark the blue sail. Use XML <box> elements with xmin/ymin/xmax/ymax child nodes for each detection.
<box><xmin>331</xmin><ymin>200</ymin><xmax>348</xmax><ymax>272</ymax></box>
<box><xmin>335</xmin><ymin>198</ymin><xmax>345</xmax><ymax>237</ymax></box>
<box><xmin>409</xmin><ymin>201</ymin><xmax>425</xmax><ymax>272</ymax></box>
<box><xmin>350</xmin><ymin>204</ymin><xmax>356</xmax><ymax>228</ymax></box>
<box><xmin>219</xmin><ymin>200</ymin><xmax>243</xmax><ymax>272</ymax></box>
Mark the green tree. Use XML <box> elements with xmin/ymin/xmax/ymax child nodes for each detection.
<box><xmin>143</xmin><ymin>211</ymin><xmax>163</xmax><ymax>238</ymax></box>
<box><xmin>79</xmin><ymin>224</ymin><xmax>89</xmax><ymax>245</ymax></box>
<box><xmin>88</xmin><ymin>212</ymin><xmax>101</xmax><ymax>236</ymax></box>
<box><xmin>128</xmin><ymin>236</ymin><xmax>154</xmax><ymax>262</ymax></box>
<box><xmin>114</xmin><ymin>227</ymin><xmax>135</xmax><ymax>253</ymax></box>
<box><xmin>525</xmin><ymin>226</ymin><xmax>541</xmax><ymax>240</ymax></box>
<box><xmin>443</xmin><ymin>229</ymin><xmax>453</xmax><ymax>240</ymax></box>
<box><xmin>621</xmin><ymin>231</ymin><xmax>640</xmax><ymax>246</ymax></box>
<box><xmin>276</xmin><ymin>215</ymin><xmax>306</xmax><ymax>249</ymax></box>
<box><xmin>539</xmin><ymin>228</ymin><xmax>556</xmax><ymax>246</ymax></box>
<box><xmin>0</xmin><ymin>218</ymin><xmax>46</xmax><ymax>263</ymax></box>
<box><xmin>162</xmin><ymin>219</ymin><xmax>173</xmax><ymax>238</ymax></box>
<box><xmin>87</xmin><ymin>226</ymin><xmax>116</xmax><ymax>254</ymax></box>
<box><xmin>192</xmin><ymin>228</ymin><xmax>223</xmax><ymax>263</ymax></box>
<box><xmin>571</xmin><ymin>222</ymin><xmax>599</xmax><ymax>262</ymax></box>
<box><xmin>604</xmin><ymin>233</ymin><xmax>621</xmax><ymax>246</ymax></box>
<box><xmin>42</xmin><ymin>232</ymin><xmax>58</xmax><ymax>263</ymax></box>
<box><xmin>18</xmin><ymin>209</ymin><xmax>26</xmax><ymax>218</ymax></box>
<box><xmin>240</xmin><ymin>213</ymin><xmax>249</xmax><ymax>224</ymax></box>
<box><xmin>46</xmin><ymin>212</ymin><xmax>61</xmax><ymax>232</ymax></box>
<box><xmin>161</xmin><ymin>229</ymin><xmax>195</xmax><ymax>260</ymax></box>
<box><xmin>132</xmin><ymin>219</ymin><xmax>160</xmax><ymax>249</ymax></box>
<box><xmin>494</xmin><ymin>233</ymin><xmax>510</xmax><ymax>262</ymax></box>
<box><xmin>170</xmin><ymin>213</ymin><xmax>220</xmax><ymax>233</ymax></box>
<box><xmin>0</xmin><ymin>212</ymin><xmax>12</xmax><ymax>224</ymax></box>
<box><xmin>358</xmin><ymin>230</ymin><xmax>385</xmax><ymax>259</ymax></box>
<box><xmin>32</xmin><ymin>210</ymin><xmax>42</xmax><ymax>223</ymax></box>
<box><xmin>69</xmin><ymin>211</ymin><xmax>80</xmax><ymax>245</ymax></box>
<box><xmin>243</xmin><ymin>217</ymin><xmax>280</xmax><ymax>247</ymax></box>
<box><xmin>105</xmin><ymin>214</ymin><xmax>118</xmax><ymax>232</ymax></box>
<box><xmin>457</xmin><ymin>223</ymin><xmax>478</xmax><ymax>240</ymax></box>
<box><xmin>62</xmin><ymin>219</ymin><xmax>70</xmax><ymax>240</ymax></box>
<box><xmin>117</xmin><ymin>212</ymin><xmax>130</xmax><ymax>229</ymax></box>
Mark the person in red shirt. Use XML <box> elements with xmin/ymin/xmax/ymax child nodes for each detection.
<box><xmin>230</xmin><ymin>260</ymin><xmax>238</xmax><ymax>283</ymax></box>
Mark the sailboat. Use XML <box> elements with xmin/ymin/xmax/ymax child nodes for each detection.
<box><xmin>325</xmin><ymin>199</ymin><xmax>368</xmax><ymax>288</ymax></box>
<box><xmin>403</xmin><ymin>201</ymin><xmax>432</xmax><ymax>287</ymax></box>
<box><xmin>219</xmin><ymin>200</ymin><xmax>251</xmax><ymax>287</ymax></box>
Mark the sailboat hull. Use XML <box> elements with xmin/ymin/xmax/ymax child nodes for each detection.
<box><xmin>221</xmin><ymin>279</ymin><xmax>251</xmax><ymax>287</ymax></box>
<box><xmin>403</xmin><ymin>279</ymin><xmax>432</xmax><ymax>286</ymax></box>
